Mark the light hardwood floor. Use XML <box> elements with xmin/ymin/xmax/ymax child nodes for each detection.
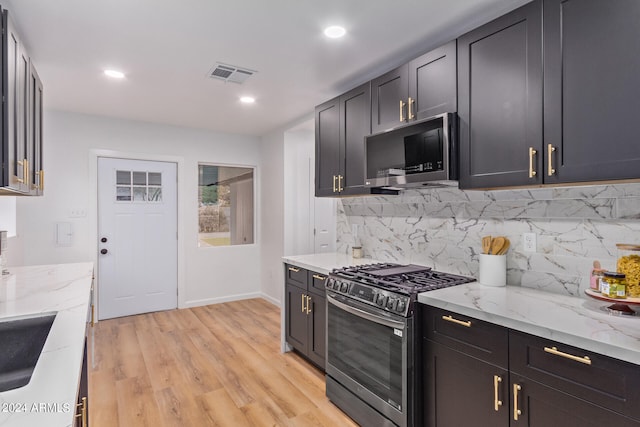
<box><xmin>89</xmin><ymin>298</ymin><xmax>358</xmax><ymax>427</ymax></box>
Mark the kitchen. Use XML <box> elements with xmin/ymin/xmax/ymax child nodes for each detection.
<box><xmin>1</xmin><ymin>0</ymin><xmax>640</xmax><ymax>426</ymax></box>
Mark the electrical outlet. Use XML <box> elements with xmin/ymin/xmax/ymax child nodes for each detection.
<box><xmin>523</xmin><ymin>233</ymin><xmax>536</xmax><ymax>252</ymax></box>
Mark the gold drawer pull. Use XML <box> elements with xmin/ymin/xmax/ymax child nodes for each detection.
<box><xmin>408</xmin><ymin>97</ymin><xmax>415</xmax><ymax>120</ymax></box>
<box><xmin>547</xmin><ymin>144</ymin><xmax>556</xmax><ymax>176</ymax></box>
<box><xmin>301</xmin><ymin>294</ymin><xmax>306</xmax><ymax>313</ymax></box>
<box><xmin>513</xmin><ymin>384</ymin><xmax>522</xmax><ymax>421</ymax></box>
<box><xmin>400</xmin><ymin>100</ymin><xmax>406</xmax><ymax>122</ymax></box>
<box><xmin>306</xmin><ymin>295</ymin><xmax>312</xmax><ymax>314</ymax></box>
<box><xmin>312</xmin><ymin>274</ymin><xmax>325</xmax><ymax>281</ymax></box>
<box><xmin>442</xmin><ymin>315</ymin><xmax>471</xmax><ymax>328</ymax></box>
<box><xmin>338</xmin><ymin>175</ymin><xmax>344</xmax><ymax>192</ymax></box>
<box><xmin>332</xmin><ymin>175</ymin><xmax>337</xmax><ymax>193</ymax></box>
<box><xmin>528</xmin><ymin>147</ymin><xmax>537</xmax><ymax>178</ymax></box>
<box><xmin>493</xmin><ymin>375</ymin><xmax>503</xmax><ymax>411</ymax></box>
<box><xmin>288</xmin><ymin>267</ymin><xmax>300</xmax><ymax>273</ymax></box>
<box><xmin>544</xmin><ymin>346</ymin><xmax>592</xmax><ymax>365</ymax></box>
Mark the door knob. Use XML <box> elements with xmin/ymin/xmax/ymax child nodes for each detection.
<box><xmin>100</xmin><ymin>249</ymin><xmax>108</xmax><ymax>255</ymax></box>
<box><xmin>101</xmin><ymin>237</ymin><xmax>107</xmax><ymax>243</ymax></box>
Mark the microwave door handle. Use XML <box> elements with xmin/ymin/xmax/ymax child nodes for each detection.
<box><xmin>327</xmin><ymin>294</ymin><xmax>405</xmax><ymax>330</ymax></box>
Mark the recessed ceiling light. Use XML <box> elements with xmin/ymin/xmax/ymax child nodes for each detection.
<box><xmin>324</xmin><ymin>25</ymin><xmax>346</xmax><ymax>39</ymax></box>
<box><xmin>240</xmin><ymin>96</ymin><xmax>255</xmax><ymax>104</ymax></box>
<box><xmin>104</xmin><ymin>69</ymin><xmax>125</xmax><ymax>79</ymax></box>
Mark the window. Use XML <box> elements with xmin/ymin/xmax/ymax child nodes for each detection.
<box><xmin>116</xmin><ymin>170</ymin><xmax>163</xmax><ymax>202</ymax></box>
<box><xmin>198</xmin><ymin>164</ymin><xmax>254</xmax><ymax>247</ymax></box>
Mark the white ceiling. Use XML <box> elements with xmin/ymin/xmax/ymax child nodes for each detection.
<box><xmin>4</xmin><ymin>0</ymin><xmax>530</xmax><ymax>137</ymax></box>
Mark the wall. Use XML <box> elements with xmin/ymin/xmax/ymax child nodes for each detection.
<box><xmin>337</xmin><ymin>183</ymin><xmax>640</xmax><ymax>296</ymax></box>
<box><xmin>15</xmin><ymin>110</ymin><xmax>262</xmax><ymax>309</ymax></box>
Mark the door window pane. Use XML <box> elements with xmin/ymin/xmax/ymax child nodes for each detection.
<box><xmin>116</xmin><ymin>170</ymin><xmax>131</xmax><ymax>185</ymax></box>
<box><xmin>198</xmin><ymin>164</ymin><xmax>254</xmax><ymax>247</ymax></box>
<box><xmin>115</xmin><ymin>170</ymin><xmax>163</xmax><ymax>203</ymax></box>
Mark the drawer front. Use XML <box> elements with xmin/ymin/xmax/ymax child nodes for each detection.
<box><xmin>509</xmin><ymin>330</ymin><xmax>640</xmax><ymax>421</ymax></box>
<box><xmin>285</xmin><ymin>264</ymin><xmax>308</xmax><ymax>289</ymax></box>
<box><xmin>308</xmin><ymin>271</ymin><xmax>327</xmax><ymax>296</ymax></box>
<box><xmin>423</xmin><ymin>305</ymin><xmax>508</xmax><ymax>368</ymax></box>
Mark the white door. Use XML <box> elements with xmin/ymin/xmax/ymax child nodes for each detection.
<box><xmin>97</xmin><ymin>157</ymin><xmax>178</xmax><ymax>319</ymax></box>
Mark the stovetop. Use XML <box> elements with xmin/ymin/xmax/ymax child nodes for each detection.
<box><xmin>327</xmin><ymin>263</ymin><xmax>474</xmax><ymax>317</ymax></box>
<box><xmin>330</xmin><ymin>263</ymin><xmax>474</xmax><ymax>295</ymax></box>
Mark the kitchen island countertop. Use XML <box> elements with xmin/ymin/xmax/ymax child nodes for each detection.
<box><xmin>0</xmin><ymin>262</ymin><xmax>94</xmax><ymax>427</ymax></box>
<box><xmin>283</xmin><ymin>252</ymin><xmax>385</xmax><ymax>275</ymax></box>
<box><xmin>418</xmin><ymin>282</ymin><xmax>640</xmax><ymax>365</ymax></box>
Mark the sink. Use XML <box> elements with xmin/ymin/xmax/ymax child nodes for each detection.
<box><xmin>0</xmin><ymin>312</ymin><xmax>56</xmax><ymax>392</ymax></box>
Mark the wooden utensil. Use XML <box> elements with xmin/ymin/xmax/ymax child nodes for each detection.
<box><xmin>490</xmin><ymin>236</ymin><xmax>506</xmax><ymax>255</ymax></box>
<box><xmin>497</xmin><ymin>238</ymin><xmax>510</xmax><ymax>255</ymax></box>
<box><xmin>482</xmin><ymin>236</ymin><xmax>492</xmax><ymax>255</ymax></box>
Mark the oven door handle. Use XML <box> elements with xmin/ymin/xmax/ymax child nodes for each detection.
<box><xmin>327</xmin><ymin>294</ymin><xmax>406</xmax><ymax>330</ymax></box>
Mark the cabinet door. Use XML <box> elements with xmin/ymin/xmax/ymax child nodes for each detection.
<box><xmin>285</xmin><ymin>284</ymin><xmax>308</xmax><ymax>352</ymax></box>
<box><xmin>458</xmin><ymin>0</ymin><xmax>543</xmax><ymax>189</ymax></box>
<box><xmin>371</xmin><ymin>64</ymin><xmax>408</xmax><ymax>133</ymax></box>
<box><xmin>28</xmin><ymin>62</ymin><xmax>44</xmax><ymax>195</ymax></box>
<box><xmin>6</xmin><ymin>14</ymin><xmax>29</xmax><ymax>193</ymax></box>
<box><xmin>544</xmin><ymin>0</ymin><xmax>640</xmax><ymax>184</ymax></box>
<box><xmin>424</xmin><ymin>340</ymin><xmax>509</xmax><ymax>427</ymax></box>
<box><xmin>339</xmin><ymin>82</ymin><xmax>371</xmax><ymax>195</ymax></box>
<box><xmin>315</xmin><ymin>97</ymin><xmax>340</xmax><ymax>196</ymax></box>
<box><xmin>306</xmin><ymin>293</ymin><xmax>326</xmax><ymax>369</ymax></box>
<box><xmin>75</xmin><ymin>337</ymin><xmax>89</xmax><ymax>427</ymax></box>
<box><xmin>409</xmin><ymin>41</ymin><xmax>457</xmax><ymax>121</ymax></box>
<box><xmin>511</xmin><ymin>376</ymin><xmax>639</xmax><ymax>427</ymax></box>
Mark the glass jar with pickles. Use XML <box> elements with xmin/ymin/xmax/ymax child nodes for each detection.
<box><xmin>616</xmin><ymin>244</ymin><xmax>640</xmax><ymax>298</ymax></box>
<box><xmin>600</xmin><ymin>271</ymin><xmax>627</xmax><ymax>299</ymax></box>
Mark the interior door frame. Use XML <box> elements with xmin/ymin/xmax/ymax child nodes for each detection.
<box><xmin>89</xmin><ymin>149</ymin><xmax>185</xmax><ymax>323</ymax></box>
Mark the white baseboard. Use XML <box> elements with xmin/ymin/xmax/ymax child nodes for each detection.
<box><xmin>260</xmin><ymin>292</ymin><xmax>281</xmax><ymax>307</ymax></box>
<box><xmin>181</xmin><ymin>292</ymin><xmax>281</xmax><ymax>309</ymax></box>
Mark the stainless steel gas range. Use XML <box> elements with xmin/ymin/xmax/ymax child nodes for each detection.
<box><xmin>325</xmin><ymin>263</ymin><xmax>474</xmax><ymax>427</ymax></box>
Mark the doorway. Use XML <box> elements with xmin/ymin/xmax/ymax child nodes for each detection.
<box><xmin>97</xmin><ymin>157</ymin><xmax>178</xmax><ymax>319</ymax></box>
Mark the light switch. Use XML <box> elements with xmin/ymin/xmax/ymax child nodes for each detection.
<box><xmin>56</xmin><ymin>222</ymin><xmax>73</xmax><ymax>247</ymax></box>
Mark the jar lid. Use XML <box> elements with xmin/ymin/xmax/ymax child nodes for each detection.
<box><xmin>604</xmin><ymin>271</ymin><xmax>626</xmax><ymax>278</ymax></box>
<box><xmin>616</xmin><ymin>243</ymin><xmax>640</xmax><ymax>251</ymax></box>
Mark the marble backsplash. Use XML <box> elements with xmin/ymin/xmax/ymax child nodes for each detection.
<box><xmin>336</xmin><ymin>183</ymin><xmax>640</xmax><ymax>296</ymax></box>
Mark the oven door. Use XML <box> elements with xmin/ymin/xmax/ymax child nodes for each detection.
<box><xmin>326</xmin><ymin>292</ymin><xmax>409</xmax><ymax>427</ymax></box>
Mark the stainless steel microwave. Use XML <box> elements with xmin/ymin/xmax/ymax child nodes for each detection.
<box><xmin>364</xmin><ymin>112</ymin><xmax>458</xmax><ymax>188</ymax></box>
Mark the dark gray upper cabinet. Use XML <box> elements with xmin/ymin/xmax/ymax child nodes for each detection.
<box><xmin>543</xmin><ymin>0</ymin><xmax>640</xmax><ymax>184</ymax></box>
<box><xmin>371</xmin><ymin>41</ymin><xmax>457</xmax><ymax>134</ymax></box>
<box><xmin>0</xmin><ymin>7</ymin><xmax>44</xmax><ymax>196</ymax></box>
<box><xmin>315</xmin><ymin>82</ymin><xmax>374</xmax><ymax>197</ymax></box>
<box><xmin>458</xmin><ymin>0</ymin><xmax>543</xmax><ymax>189</ymax></box>
<box><xmin>315</xmin><ymin>98</ymin><xmax>340</xmax><ymax>197</ymax></box>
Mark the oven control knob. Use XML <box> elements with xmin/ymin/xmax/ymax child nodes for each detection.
<box><xmin>340</xmin><ymin>282</ymin><xmax>349</xmax><ymax>293</ymax></box>
<box><xmin>396</xmin><ymin>300</ymin><xmax>406</xmax><ymax>312</ymax></box>
<box><xmin>326</xmin><ymin>278</ymin><xmax>334</xmax><ymax>289</ymax></box>
<box><xmin>378</xmin><ymin>295</ymin><xmax>388</xmax><ymax>307</ymax></box>
<box><xmin>387</xmin><ymin>298</ymin><xmax>397</xmax><ymax>310</ymax></box>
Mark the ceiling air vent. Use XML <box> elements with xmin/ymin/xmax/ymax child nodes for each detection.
<box><xmin>208</xmin><ymin>63</ymin><xmax>256</xmax><ymax>84</ymax></box>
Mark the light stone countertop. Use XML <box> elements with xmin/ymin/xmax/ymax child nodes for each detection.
<box><xmin>0</xmin><ymin>263</ymin><xmax>94</xmax><ymax>427</ymax></box>
<box><xmin>418</xmin><ymin>282</ymin><xmax>640</xmax><ymax>365</ymax></box>
<box><xmin>282</xmin><ymin>252</ymin><xmax>386</xmax><ymax>276</ymax></box>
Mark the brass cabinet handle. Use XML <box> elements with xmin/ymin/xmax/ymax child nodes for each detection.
<box><xmin>544</xmin><ymin>346</ymin><xmax>592</xmax><ymax>365</ymax></box>
<box><xmin>40</xmin><ymin>170</ymin><xmax>45</xmax><ymax>191</ymax></box>
<box><xmin>306</xmin><ymin>295</ymin><xmax>312</xmax><ymax>314</ymax></box>
<box><xmin>91</xmin><ymin>304</ymin><xmax>95</xmax><ymax>327</ymax></box>
<box><xmin>75</xmin><ymin>396</ymin><xmax>87</xmax><ymax>427</ymax></box>
<box><xmin>547</xmin><ymin>144</ymin><xmax>556</xmax><ymax>176</ymax></box>
<box><xmin>338</xmin><ymin>175</ymin><xmax>344</xmax><ymax>192</ymax></box>
<box><xmin>16</xmin><ymin>160</ymin><xmax>24</xmax><ymax>183</ymax></box>
<box><xmin>312</xmin><ymin>274</ymin><xmax>325</xmax><ymax>281</ymax></box>
<box><xmin>513</xmin><ymin>383</ymin><xmax>522</xmax><ymax>421</ymax></box>
<box><xmin>494</xmin><ymin>375</ymin><xmax>503</xmax><ymax>411</ymax></box>
<box><xmin>408</xmin><ymin>97</ymin><xmax>415</xmax><ymax>120</ymax></box>
<box><xmin>528</xmin><ymin>147</ymin><xmax>537</xmax><ymax>178</ymax></box>
<box><xmin>24</xmin><ymin>159</ymin><xmax>29</xmax><ymax>187</ymax></box>
<box><xmin>288</xmin><ymin>266</ymin><xmax>300</xmax><ymax>273</ymax></box>
<box><xmin>332</xmin><ymin>175</ymin><xmax>337</xmax><ymax>193</ymax></box>
<box><xmin>442</xmin><ymin>315</ymin><xmax>472</xmax><ymax>328</ymax></box>
<box><xmin>301</xmin><ymin>294</ymin><xmax>306</xmax><ymax>313</ymax></box>
<box><xmin>399</xmin><ymin>100</ymin><xmax>406</xmax><ymax>122</ymax></box>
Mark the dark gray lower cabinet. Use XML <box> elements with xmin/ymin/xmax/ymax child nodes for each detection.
<box><xmin>284</xmin><ymin>264</ymin><xmax>326</xmax><ymax>370</ymax></box>
<box><xmin>422</xmin><ymin>305</ymin><xmax>640</xmax><ymax>426</ymax></box>
<box><xmin>75</xmin><ymin>337</ymin><xmax>89</xmax><ymax>427</ymax></box>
